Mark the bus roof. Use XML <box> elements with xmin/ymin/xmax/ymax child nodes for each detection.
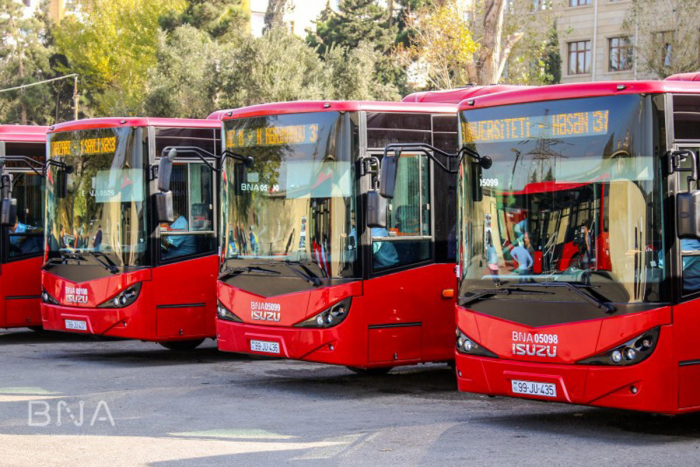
<box><xmin>666</xmin><ymin>72</ymin><xmax>700</xmax><ymax>82</ymax></box>
<box><xmin>0</xmin><ymin>125</ymin><xmax>47</xmax><ymax>143</ymax></box>
<box><xmin>403</xmin><ymin>85</ymin><xmax>531</xmax><ymax>103</ymax></box>
<box><xmin>209</xmin><ymin>100</ymin><xmax>459</xmax><ymax>121</ymax></box>
<box><xmin>50</xmin><ymin>117</ymin><xmax>221</xmax><ymax>134</ymax></box>
<box><xmin>458</xmin><ymin>80</ymin><xmax>700</xmax><ymax>111</ymax></box>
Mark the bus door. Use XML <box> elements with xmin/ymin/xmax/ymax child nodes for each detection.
<box><xmin>153</xmin><ymin>127</ymin><xmax>218</xmax><ymax>339</ymax></box>
<box><xmin>2</xmin><ymin>144</ymin><xmax>44</xmax><ymax>327</ymax></box>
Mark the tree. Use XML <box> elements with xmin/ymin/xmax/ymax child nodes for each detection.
<box><xmin>0</xmin><ymin>0</ymin><xmax>54</xmax><ymax>124</ymax></box>
<box><xmin>325</xmin><ymin>42</ymin><xmax>401</xmax><ymax>100</ymax></box>
<box><xmin>399</xmin><ymin>1</ymin><xmax>478</xmax><ymax>89</ymax></box>
<box><xmin>53</xmin><ymin>0</ymin><xmax>186</xmax><ymax>115</ymax></box>
<box><xmin>624</xmin><ymin>0</ymin><xmax>700</xmax><ymax>78</ymax></box>
<box><xmin>264</xmin><ymin>0</ymin><xmax>288</xmax><ymax>32</ymax></box>
<box><xmin>160</xmin><ymin>0</ymin><xmax>249</xmax><ymax>41</ymax></box>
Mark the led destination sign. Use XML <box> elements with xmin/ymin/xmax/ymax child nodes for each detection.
<box><xmin>226</xmin><ymin>124</ymin><xmax>320</xmax><ymax>149</ymax></box>
<box><xmin>463</xmin><ymin>110</ymin><xmax>609</xmax><ymax>143</ymax></box>
<box><xmin>50</xmin><ymin>137</ymin><xmax>117</xmax><ymax>157</ymax></box>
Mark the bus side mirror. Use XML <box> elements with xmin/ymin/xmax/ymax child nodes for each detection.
<box><xmin>0</xmin><ymin>174</ymin><xmax>17</xmax><ymax>227</ymax></box>
<box><xmin>677</xmin><ymin>191</ymin><xmax>700</xmax><ymax>239</ymax></box>
<box><xmin>380</xmin><ymin>152</ymin><xmax>399</xmax><ymax>199</ymax></box>
<box><xmin>366</xmin><ymin>190</ymin><xmax>387</xmax><ymax>229</ymax></box>
<box><xmin>156</xmin><ymin>191</ymin><xmax>174</xmax><ymax>224</ymax></box>
<box><xmin>158</xmin><ymin>148</ymin><xmax>177</xmax><ymax>193</ymax></box>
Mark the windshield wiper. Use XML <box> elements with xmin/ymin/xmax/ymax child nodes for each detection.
<box><xmin>90</xmin><ymin>252</ymin><xmax>119</xmax><ymax>274</ymax></box>
<box><xmin>219</xmin><ymin>266</ymin><xmax>280</xmax><ymax>280</ymax></box>
<box><xmin>459</xmin><ymin>286</ymin><xmax>554</xmax><ymax>307</ymax></box>
<box><xmin>529</xmin><ymin>282</ymin><xmax>617</xmax><ymax>313</ymax></box>
<box><xmin>281</xmin><ymin>260</ymin><xmax>322</xmax><ymax>287</ymax></box>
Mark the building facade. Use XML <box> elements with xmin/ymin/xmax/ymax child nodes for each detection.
<box><xmin>248</xmin><ymin>0</ymin><xmax>338</xmax><ymax>38</ymax></box>
<box><xmin>556</xmin><ymin>0</ymin><xmax>659</xmax><ymax>83</ymax></box>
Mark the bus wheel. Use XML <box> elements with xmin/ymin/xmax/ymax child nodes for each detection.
<box><xmin>346</xmin><ymin>366</ymin><xmax>393</xmax><ymax>375</ymax></box>
<box><xmin>159</xmin><ymin>339</ymin><xmax>205</xmax><ymax>351</ymax></box>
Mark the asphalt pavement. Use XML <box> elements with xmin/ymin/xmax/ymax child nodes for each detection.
<box><xmin>1</xmin><ymin>328</ymin><xmax>699</xmax><ymax>466</ymax></box>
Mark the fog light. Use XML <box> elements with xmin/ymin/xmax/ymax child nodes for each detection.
<box><xmin>42</xmin><ymin>292</ymin><xmax>49</xmax><ymax>302</ymax></box>
<box><xmin>316</xmin><ymin>315</ymin><xmax>325</xmax><ymax>327</ymax></box>
<box><xmin>457</xmin><ymin>337</ymin><xmax>464</xmax><ymax>348</ymax></box>
<box><xmin>611</xmin><ymin>350</ymin><xmax>623</xmax><ymax>363</ymax></box>
<box><xmin>624</xmin><ymin>347</ymin><xmax>636</xmax><ymax>361</ymax></box>
<box><xmin>113</xmin><ymin>297</ymin><xmax>120</xmax><ymax>307</ymax></box>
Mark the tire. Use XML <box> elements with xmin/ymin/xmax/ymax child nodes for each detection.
<box><xmin>346</xmin><ymin>366</ymin><xmax>393</xmax><ymax>375</ymax></box>
<box><xmin>159</xmin><ymin>339</ymin><xmax>205</xmax><ymax>351</ymax></box>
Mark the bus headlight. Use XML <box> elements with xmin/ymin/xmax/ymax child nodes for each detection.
<box><xmin>41</xmin><ymin>288</ymin><xmax>59</xmax><ymax>305</ymax></box>
<box><xmin>295</xmin><ymin>298</ymin><xmax>352</xmax><ymax>329</ymax></box>
<box><xmin>217</xmin><ymin>300</ymin><xmax>242</xmax><ymax>323</ymax></box>
<box><xmin>97</xmin><ymin>283</ymin><xmax>142</xmax><ymax>309</ymax></box>
<box><xmin>456</xmin><ymin>328</ymin><xmax>498</xmax><ymax>358</ymax></box>
<box><xmin>577</xmin><ymin>327</ymin><xmax>660</xmax><ymax>366</ymax></box>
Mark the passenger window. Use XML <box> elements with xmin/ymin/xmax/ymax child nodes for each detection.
<box><xmin>8</xmin><ymin>173</ymin><xmax>44</xmax><ymax>259</ymax></box>
<box><xmin>372</xmin><ymin>154</ymin><xmax>431</xmax><ymax>271</ymax></box>
<box><xmin>160</xmin><ymin>163</ymin><xmax>215</xmax><ymax>261</ymax></box>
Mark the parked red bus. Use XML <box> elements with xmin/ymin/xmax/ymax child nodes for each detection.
<box><xmin>0</xmin><ymin>125</ymin><xmax>46</xmax><ymax>329</ymax></box>
<box><xmin>41</xmin><ymin>118</ymin><xmax>221</xmax><ymax>350</ymax></box>
<box><xmin>452</xmin><ymin>79</ymin><xmax>700</xmax><ymax>414</ymax></box>
<box><xmin>213</xmin><ymin>99</ymin><xmax>465</xmax><ymax>372</ymax></box>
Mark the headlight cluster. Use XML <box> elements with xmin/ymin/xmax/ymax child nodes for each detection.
<box><xmin>456</xmin><ymin>328</ymin><xmax>498</xmax><ymax>358</ymax></box>
<box><xmin>41</xmin><ymin>288</ymin><xmax>59</xmax><ymax>305</ymax></box>
<box><xmin>216</xmin><ymin>300</ymin><xmax>242</xmax><ymax>322</ymax></box>
<box><xmin>295</xmin><ymin>298</ymin><xmax>352</xmax><ymax>329</ymax></box>
<box><xmin>97</xmin><ymin>283</ymin><xmax>142</xmax><ymax>309</ymax></box>
<box><xmin>578</xmin><ymin>327</ymin><xmax>660</xmax><ymax>366</ymax></box>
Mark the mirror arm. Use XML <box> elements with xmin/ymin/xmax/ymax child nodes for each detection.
<box><xmin>160</xmin><ymin>146</ymin><xmax>220</xmax><ymax>172</ymax></box>
<box><xmin>666</xmin><ymin>150</ymin><xmax>699</xmax><ymax>191</ymax></box>
<box><xmin>220</xmin><ymin>150</ymin><xmax>254</xmax><ymax>169</ymax></box>
<box><xmin>46</xmin><ymin>159</ymin><xmax>73</xmax><ymax>174</ymax></box>
<box><xmin>1</xmin><ymin>155</ymin><xmax>46</xmax><ymax>177</ymax></box>
<box><xmin>383</xmin><ymin>143</ymin><xmax>458</xmax><ymax>174</ymax></box>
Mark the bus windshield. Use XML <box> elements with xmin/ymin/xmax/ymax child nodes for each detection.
<box><xmin>458</xmin><ymin>94</ymin><xmax>665</xmax><ymax>308</ymax></box>
<box><xmin>220</xmin><ymin>112</ymin><xmax>358</xmax><ymax>279</ymax></box>
<box><xmin>46</xmin><ymin>127</ymin><xmax>148</xmax><ymax>269</ymax></box>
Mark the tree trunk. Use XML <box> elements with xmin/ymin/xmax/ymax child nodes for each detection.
<box><xmin>264</xmin><ymin>0</ymin><xmax>287</xmax><ymax>32</ymax></box>
<box><xmin>479</xmin><ymin>0</ymin><xmax>507</xmax><ymax>84</ymax></box>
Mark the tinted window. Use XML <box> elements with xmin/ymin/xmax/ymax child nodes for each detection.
<box><xmin>673</xmin><ymin>95</ymin><xmax>700</xmax><ymax>140</ymax></box>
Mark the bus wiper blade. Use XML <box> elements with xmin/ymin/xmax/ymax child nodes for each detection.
<box><xmin>281</xmin><ymin>260</ymin><xmax>322</xmax><ymax>287</ymax></box>
<box><xmin>528</xmin><ymin>282</ymin><xmax>617</xmax><ymax>313</ymax></box>
<box><xmin>58</xmin><ymin>251</ymin><xmax>87</xmax><ymax>263</ymax></box>
<box><xmin>90</xmin><ymin>252</ymin><xmax>119</xmax><ymax>274</ymax></box>
<box><xmin>459</xmin><ymin>287</ymin><xmax>553</xmax><ymax>307</ymax></box>
<box><xmin>219</xmin><ymin>266</ymin><xmax>281</xmax><ymax>280</ymax></box>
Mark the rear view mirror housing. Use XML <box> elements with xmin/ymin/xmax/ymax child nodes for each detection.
<box><xmin>158</xmin><ymin>148</ymin><xmax>177</xmax><ymax>193</ymax></box>
<box><xmin>0</xmin><ymin>172</ymin><xmax>17</xmax><ymax>227</ymax></box>
<box><xmin>56</xmin><ymin>170</ymin><xmax>69</xmax><ymax>199</ymax></box>
<box><xmin>678</xmin><ymin>191</ymin><xmax>700</xmax><ymax>239</ymax></box>
<box><xmin>156</xmin><ymin>191</ymin><xmax>174</xmax><ymax>224</ymax></box>
<box><xmin>379</xmin><ymin>152</ymin><xmax>399</xmax><ymax>199</ymax></box>
<box><xmin>366</xmin><ymin>190</ymin><xmax>387</xmax><ymax>229</ymax></box>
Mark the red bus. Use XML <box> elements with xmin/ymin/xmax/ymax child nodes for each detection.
<box><xmin>213</xmin><ymin>99</ymin><xmax>463</xmax><ymax>372</ymax></box>
<box><xmin>0</xmin><ymin>125</ymin><xmax>46</xmax><ymax>330</ymax></box>
<box><xmin>41</xmin><ymin>118</ymin><xmax>221</xmax><ymax>350</ymax></box>
<box><xmin>452</xmin><ymin>79</ymin><xmax>700</xmax><ymax>414</ymax></box>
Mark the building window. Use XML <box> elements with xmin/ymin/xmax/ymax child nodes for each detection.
<box><xmin>568</xmin><ymin>41</ymin><xmax>591</xmax><ymax>75</ymax></box>
<box><xmin>656</xmin><ymin>31</ymin><xmax>674</xmax><ymax>68</ymax></box>
<box><xmin>609</xmin><ymin>37</ymin><xmax>633</xmax><ymax>72</ymax></box>
<box><xmin>569</xmin><ymin>0</ymin><xmax>591</xmax><ymax>6</ymax></box>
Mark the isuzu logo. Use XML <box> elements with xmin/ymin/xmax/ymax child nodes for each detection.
<box><xmin>65</xmin><ymin>286</ymin><xmax>89</xmax><ymax>304</ymax></box>
<box><xmin>511</xmin><ymin>331</ymin><xmax>558</xmax><ymax>358</ymax></box>
<box><xmin>251</xmin><ymin>301</ymin><xmax>281</xmax><ymax>322</ymax></box>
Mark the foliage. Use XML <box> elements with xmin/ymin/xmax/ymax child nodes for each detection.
<box><xmin>398</xmin><ymin>1</ymin><xmax>478</xmax><ymax>89</ymax></box>
<box><xmin>264</xmin><ymin>0</ymin><xmax>288</xmax><ymax>32</ymax></box>
<box><xmin>623</xmin><ymin>0</ymin><xmax>700</xmax><ymax>78</ymax></box>
<box><xmin>0</xmin><ymin>0</ymin><xmax>54</xmax><ymax>125</ymax></box>
<box><xmin>159</xmin><ymin>0</ymin><xmax>249</xmax><ymax>41</ymax></box>
<box><xmin>53</xmin><ymin>0</ymin><xmax>185</xmax><ymax>116</ymax></box>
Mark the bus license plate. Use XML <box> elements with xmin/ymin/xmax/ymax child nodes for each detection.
<box><xmin>511</xmin><ymin>380</ymin><xmax>557</xmax><ymax>398</ymax></box>
<box><xmin>250</xmin><ymin>340</ymin><xmax>280</xmax><ymax>354</ymax></box>
<box><xmin>65</xmin><ymin>319</ymin><xmax>88</xmax><ymax>331</ymax></box>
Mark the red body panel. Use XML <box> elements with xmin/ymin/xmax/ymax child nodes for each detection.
<box><xmin>403</xmin><ymin>85</ymin><xmax>531</xmax><ymax>104</ymax></box>
<box><xmin>453</xmin><ymin>305</ymin><xmax>700</xmax><ymax>414</ymax></box>
<box><xmin>0</xmin><ymin>257</ymin><xmax>43</xmax><ymax>328</ymax></box>
<box><xmin>217</xmin><ymin>264</ymin><xmax>456</xmax><ymax>368</ymax></box>
<box><xmin>41</xmin><ymin>255</ymin><xmax>217</xmax><ymax>341</ymax></box>
<box><xmin>50</xmin><ymin>118</ymin><xmax>220</xmax><ymax>134</ymax></box>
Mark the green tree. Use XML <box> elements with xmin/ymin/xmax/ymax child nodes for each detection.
<box><xmin>324</xmin><ymin>42</ymin><xmax>401</xmax><ymax>100</ymax></box>
<box><xmin>54</xmin><ymin>0</ymin><xmax>186</xmax><ymax>115</ymax></box>
<box><xmin>264</xmin><ymin>0</ymin><xmax>288</xmax><ymax>32</ymax></box>
<box><xmin>160</xmin><ymin>0</ymin><xmax>249</xmax><ymax>41</ymax></box>
<box><xmin>0</xmin><ymin>0</ymin><xmax>54</xmax><ymax>124</ymax></box>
